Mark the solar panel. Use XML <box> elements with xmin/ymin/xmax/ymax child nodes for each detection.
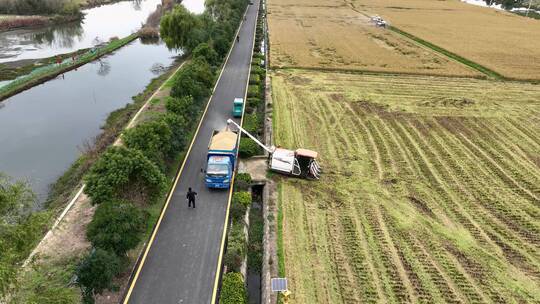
<box><xmin>271</xmin><ymin>278</ymin><xmax>288</xmax><ymax>292</ymax></box>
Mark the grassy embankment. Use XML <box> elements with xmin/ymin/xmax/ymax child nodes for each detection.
<box><xmin>272</xmin><ymin>69</ymin><xmax>540</xmax><ymax>303</ymax></box>
<box><xmin>6</xmin><ymin>62</ymin><xmax>182</xmax><ymax>303</ymax></box>
<box><xmin>0</xmin><ymin>34</ymin><xmax>138</xmax><ymax>102</ymax></box>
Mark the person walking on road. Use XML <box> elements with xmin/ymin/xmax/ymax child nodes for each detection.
<box><xmin>186</xmin><ymin>188</ymin><xmax>198</xmax><ymax>208</ymax></box>
<box><xmin>236</xmin><ymin>35</ymin><xmax>240</xmax><ymax>42</ymax></box>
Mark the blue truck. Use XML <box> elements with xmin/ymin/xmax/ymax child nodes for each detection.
<box><xmin>205</xmin><ymin>129</ymin><xmax>239</xmax><ymax>189</ymax></box>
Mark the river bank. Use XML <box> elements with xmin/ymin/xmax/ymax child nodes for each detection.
<box><xmin>0</xmin><ymin>0</ymin><xmax>132</xmax><ymax>32</ymax></box>
<box><xmin>0</xmin><ymin>34</ymin><xmax>138</xmax><ymax>102</ymax></box>
<box><xmin>0</xmin><ymin>0</ymin><xmax>163</xmax><ymax>64</ymax></box>
<box><xmin>0</xmin><ymin>38</ymin><xmax>179</xmax><ymax>205</ymax></box>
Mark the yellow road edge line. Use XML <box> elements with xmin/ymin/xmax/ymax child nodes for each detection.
<box><xmin>210</xmin><ymin>1</ymin><xmax>260</xmax><ymax>302</ymax></box>
<box><xmin>122</xmin><ymin>7</ymin><xmax>250</xmax><ymax>303</ymax></box>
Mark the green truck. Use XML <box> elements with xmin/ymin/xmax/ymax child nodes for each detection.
<box><xmin>232</xmin><ymin>97</ymin><xmax>244</xmax><ymax>118</ymax></box>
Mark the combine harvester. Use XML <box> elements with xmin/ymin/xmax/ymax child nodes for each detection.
<box><xmin>226</xmin><ymin>119</ymin><xmax>322</xmax><ymax>179</ymax></box>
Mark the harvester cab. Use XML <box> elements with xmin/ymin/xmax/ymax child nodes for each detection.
<box><xmin>226</xmin><ymin>119</ymin><xmax>321</xmax><ymax>179</ymax></box>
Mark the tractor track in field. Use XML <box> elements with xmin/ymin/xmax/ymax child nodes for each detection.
<box><xmin>272</xmin><ymin>69</ymin><xmax>540</xmax><ymax>303</ymax></box>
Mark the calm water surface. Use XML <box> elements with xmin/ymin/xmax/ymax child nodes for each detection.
<box><xmin>0</xmin><ymin>39</ymin><xmax>178</xmax><ymax>204</ymax></box>
<box><xmin>0</xmin><ymin>0</ymin><xmax>163</xmax><ymax>63</ymax></box>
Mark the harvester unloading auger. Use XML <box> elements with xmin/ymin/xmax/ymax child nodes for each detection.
<box><xmin>227</xmin><ymin>119</ymin><xmax>322</xmax><ymax>179</ymax></box>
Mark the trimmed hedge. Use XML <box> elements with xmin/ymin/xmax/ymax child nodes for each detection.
<box><xmin>230</xmin><ymin>191</ymin><xmax>251</xmax><ymax>221</ymax></box>
<box><xmin>219</xmin><ymin>272</ymin><xmax>247</xmax><ymax>304</ymax></box>
<box><xmin>249</xmin><ymin>74</ymin><xmax>260</xmax><ymax>85</ymax></box>
<box><xmin>247</xmin><ymin>85</ymin><xmax>260</xmax><ymax>98</ymax></box>
<box><xmin>223</xmin><ymin>222</ymin><xmax>246</xmax><ymax>272</ymax></box>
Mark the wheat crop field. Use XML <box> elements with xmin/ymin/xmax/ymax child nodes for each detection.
<box><xmin>267</xmin><ymin>0</ymin><xmax>480</xmax><ymax>77</ymax></box>
<box><xmin>272</xmin><ymin>69</ymin><xmax>540</xmax><ymax>303</ymax></box>
<box><xmin>352</xmin><ymin>0</ymin><xmax>540</xmax><ymax>80</ymax></box>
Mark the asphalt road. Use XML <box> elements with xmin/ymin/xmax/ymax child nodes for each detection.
<box><xmin>125</xmin><ymin>1</ymin><xmax>260</xmax><ymax>303</ymax></box>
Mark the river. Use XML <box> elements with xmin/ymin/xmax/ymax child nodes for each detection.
<box><xmin>0</xmin><ymin>0</ymin><xmax>205</xmax><ymax>64</ymax></box>
<box><xmin>0</xmin><ymin>0</ymin><xmax>205</xmax><ymax>206</ymax></box>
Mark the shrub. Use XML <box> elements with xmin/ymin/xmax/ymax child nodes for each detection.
<box><xmin>234</xmin><ymin>173</ymin><xmax>252</xmax><ymax>191</ymax></box>
<box><xmin>192</xmin><ymin>42</ymin><xmax>219</xmax><ymax>67</ymax></box>
<box><xmin>223</xmin><ymin>223</ymin><xmax>246</xmax><ymax>272</ymax></box>
<box><xmin>246</xmin><ymin>97</ymin><xmax>262</xmax><ymax>112</ymax></box>
<box><xmin>235</xmin><ymin>173</ymin><xmax>252</xmax><ymax>184</ymax></box>
<box><xmin>230</xmin><ymin>191</ymin><xmax>251</xmax><ymax>221</ymax></box>
<box><xmin>251</xmin><ymin>65</ymin><xmax>264</xmax><ymax>76</ymax></box>
<box><xmin>171</xmin><ymin>59</ymin><xmax>214</xmax><ymax>102</ymax></box>
<box><xmin>233</xmin><ymin>191</ymin><xmax>252</xmax><ymax>208</ymax></box>
<box><xmin>77</xmin><ymin>249</ymin><xmax>122</xmax><ymax>302</ymax></box>
<box><xmin>247</xmin><ymin>85</ymin><xmax>260</xmax><ymax>98</ymax></box>
<box><xmin>84</xmin><ymin>146</ymin><xmax>167</xmax><ymax>205</ymax></box>
<box><xmin>86</xmin><ymin>200</ymin><xmax>147</xmax><ymax>256</ymax></box>
<box><xmin>242</xmin><ymin>113</ymin><xmax>260</xmax><ymax>134</ymax></box>
<box><xmin>238</xmin><ymin>137</ymin><xmax>261</xmax><ymax>158</ymax></box>
<box><xmin>253</xmin><ymin>53</ymin><xmax>264</xmax><ymax>61</ymax></box>
<box><xmin>249</xmin><ymin>74</ymin><xmax>260</xmax><ymax>85</ymax></box>
<box><xmin>219</xmin><ymin>272</ymin><xmax>247</xmax><ymax>304</ymax></box>
<box><xmin>123</xmin><ymin>119</ymin><xmax>173</xmax><ymax>166</ymax></box>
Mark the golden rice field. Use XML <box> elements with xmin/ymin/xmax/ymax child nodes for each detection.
<box><xmin>272</xmin><ymin>69</ymin><xmax>540</xmax><ymax>303</ymax></box>
<box><xmin>352</xmin><ymin>0</ymin><xmax>540</xmax><ymax>80</ymax></box>
<box><xmin>267</xmin><ymin>0</ymin><xmax>479</xmax><ymax>77</ymax></box>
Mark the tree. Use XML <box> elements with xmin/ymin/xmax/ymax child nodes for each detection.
<box><xmin>86</xmin><ymin>200</ymin><xmax>147</xmax><ymax>256</ymax></box>
<box><xmin>163</xmin><ymin>112</ymin><xmax>189</xmax><ymax>152</ymax></box>
<box><xmin>84</xmin><ymin>146</ymin><xmax>167</xmax><ymax>205</ymax></box>
<box><xmin>171</xmin><ymin>59</ymin><xmax>214</xmax><ymax>101</ymax></box>
<box><xmin>77</xmin><ymin>249</ymin><xmax>122</xmax><ymax>303</ymax></box>
<box><xmin>123</xmin><ymin>119</ymin><xmax>173</xmax><ymax>166</ymax></box>
<box><xmin>160</xmin><ymin>4</ymin><xmax>202</xmax><ymax>52</ymax></box>
<box><xmin>165</xmin><ymin>95</ymin><xmax>196</xmax><ymax>119</ymax></box>
<box><xmin>193</xmin><ymin>42</ymin><xmax>219</xmax><ymax>67</ymax></box>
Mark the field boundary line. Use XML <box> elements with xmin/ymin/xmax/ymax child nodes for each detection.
<box><xmin>387</xmin><ymin>26</ymin><xmax>504</xmax><ymax>80</ymax></box>
<box><xmin>271</xmin><ymin>65</ymin><xmax>489</xmax><ymax>80</ymax></box>
<box><xmin>122</xmin><ymin>4</ymin><xmax>252</xmax><ymax>303</ymax></box>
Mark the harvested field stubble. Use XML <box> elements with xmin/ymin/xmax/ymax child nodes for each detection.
<box><xmin>354</xmin><ymin>0</ymin><xmax>540</xmax><ymax>80</ymax></box>
<box><xmin>272</xmin><ymin>69</ymin><xmax>540</xmax><ymax>303</ymax></box>
<box><xmin>267</xmin><ymin>0</ymin><xmax>479</xmax><ymax>77</ymax></box>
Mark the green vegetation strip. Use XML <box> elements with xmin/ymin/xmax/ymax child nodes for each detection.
<box><xmin>0</xmin><ymin>34</ymin><xmax>138</xmax><ymax>102</ymax></box>
<box><xmin>388</xmin><ymin>26</ymin><xmax>504</xmax><ymax>80</ymax></box>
